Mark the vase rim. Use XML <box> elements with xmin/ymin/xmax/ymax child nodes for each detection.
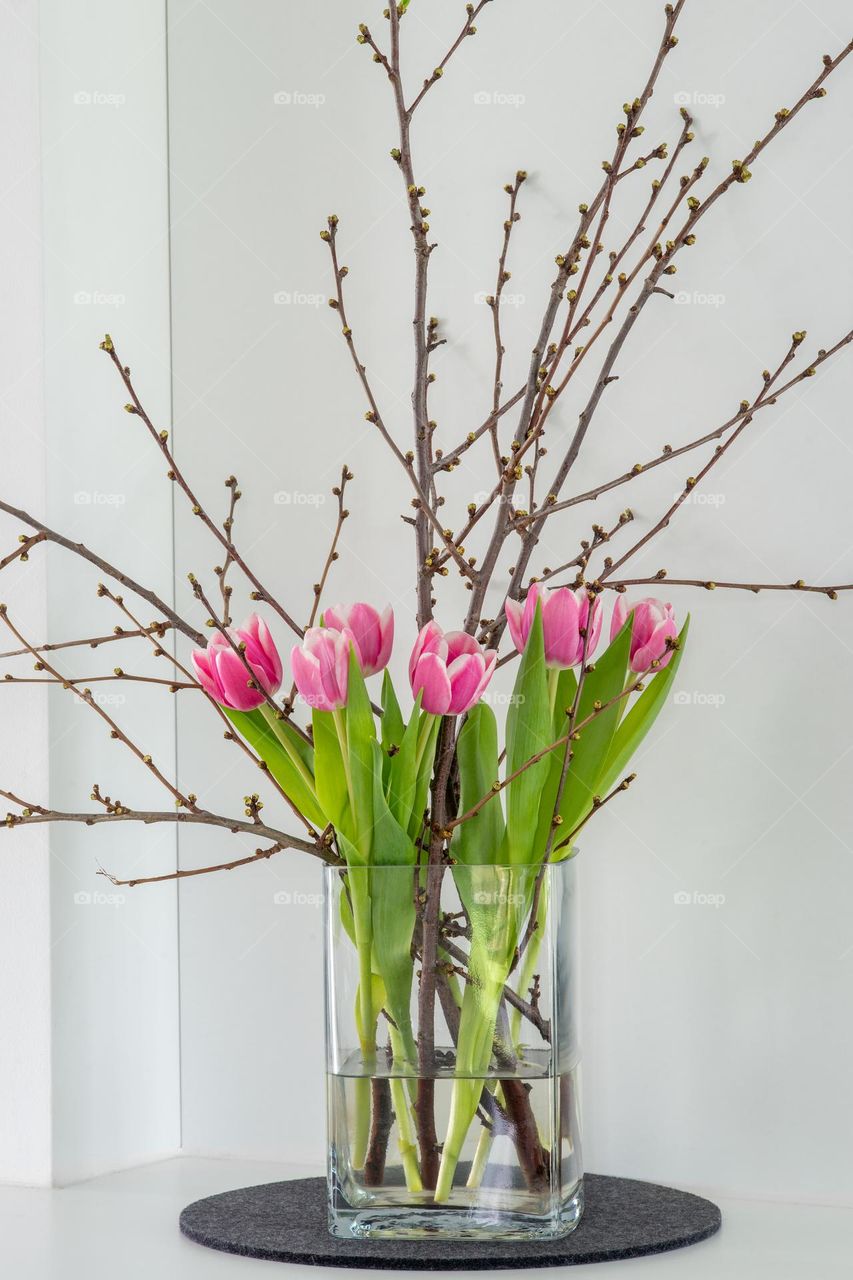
<box><xmin>322</xmin><ymin>855</ymin><xmax>579</xmax><ymax>874</ymax></box>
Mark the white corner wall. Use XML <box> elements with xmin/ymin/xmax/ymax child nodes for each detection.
<box><xmin>0</xmin><ymin>0</ymin><xmax>52</xmax><ymax>1187</ymax></box>
<box><xmin>40</xmin><ymin>0</ymin><xmax>181</xmax><ymax>1185</ymax></box>
<box><xmin>0</xmin><ymin>0</ymin><xmax>181</xmax><ymax>1185</ymax></box>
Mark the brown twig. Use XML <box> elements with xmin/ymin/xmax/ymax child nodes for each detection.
<box><xmin>323</xmin><ymin>219</ymin><xmax>473</xmax><ymax>587</ymax></box>
<box><xmin>0</xmin><ymin>621</ymin><xmax>172</xmax><ymax>661</ymax></box>
<box><xmin>0</xmin><ymin>605</ymin><xmax>197</xmax><ymax>811</ymax></box>
<box><xmin>0</xmin><ymin>791</ymin><xmax>340</xmax><ymax>874</ymax></box>
<box><xmin>0</xmin><ymin>499</ymin><xmax>205</xmax><ymax>646</ymax></box>
<box><xmin>215</xmin><ymin>476</ymin><xmax>241</xmax><ymax>627</ymax></box>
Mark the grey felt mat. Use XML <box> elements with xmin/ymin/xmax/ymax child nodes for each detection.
<box><xmin>179</xmin><ymin>1174</ymin><xmax>721</xmax><ymax>1270</ymax></box>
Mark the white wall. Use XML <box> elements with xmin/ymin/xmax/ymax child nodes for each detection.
<box><xmin>39</xmin><ymin>0</ymin><xmax>181</xmax><ymax>1184</ymax></box>
<box><xmin>167</xmin><ymin>0</ymin><xmax>853</xmax><ymax>1203</ymax></box>
<box><xmin>0</xmin><ymin>0</ymin><xmax>52</xmax><ymax>1187</ymax></box>
<box><xmin>0</xmin><ymin>0</ymin><xmax>180</xmax><ymax>1184</ymax></box>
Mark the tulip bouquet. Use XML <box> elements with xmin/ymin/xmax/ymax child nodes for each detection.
<box><xmin>1</xmin><ymin>0</ymin><xmax>852</xmax><ymax>1243</ymax></box>
<box><xmin>182</xmin><ymin>583</ymin><xmax>684</xmax><ymax>1205</ymax></box>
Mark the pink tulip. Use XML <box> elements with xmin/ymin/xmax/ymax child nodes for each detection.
<box><xmin>291</xmin><ymin>626</ymin><xmax>351</xmax><ymax>711</ymax></box>
<box><xmin>191</xmin><ymin>614</ymin><xmax>283</xmax><ymax>712</ymax></box>
<box><xmin>611</xmin><ymin>596</ymin><xmax>678</xmax><ymax>672</ymax></box>
<box><xmin>504</xmin><ymin>583</ymin><xmax>602</xmax><ymax>668</ymax></box>
<box><xmin>322</xmin><ymin>602</ymin><xmax>393</xmax><ymax>677</ymax></box>
<box><xmin>409</xmin><ymin>621</ymin><xmax>497</xmax><ymax>716</ymax></box>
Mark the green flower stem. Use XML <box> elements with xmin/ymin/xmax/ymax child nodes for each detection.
<box><xmin>465</xmin><ymin>1082</ymin><xmax>503</xmax><ymax>1190</ymax></box>
<box><xmin>547</xmin><ymin>667</ymin><xmax>560</xmax><ymax>717</ymax></box>
<box><xmin>351</xmin><ymin>1073</ymin><xmax>372</xmax><ymax>1173</ymax></box>
<box><xmin>434</xmin><ymin>972</ymin><xmax>506</xmax><ymax>1203</ymax></box>
<box><xmin>338</xmin><ymin>676</ymin><xmax>373</xmax><ymax>1173</ymax></box>
<box><xmin>331</xmin><ymin>707</ymin><xmax>355</xmax><ymax>814</ymax></box>
<box><xmin>509</xmin><ymin>878</ymin><xmax>549</xmax><ymax>1049</ymax></box>
<box><xmin>387</xmin><ymin>1025</ymin><xmax>423</xmax><ymax>1193</ymax></box>
<box><xmin>350</xmin><ymin>926</ymin><xmax>376</xmax><ymax>1171</ymax></box>
<box><xmin>414</xmin><ymin>710</ymin><xmax>436</xmax><ymax>774</ymax></box>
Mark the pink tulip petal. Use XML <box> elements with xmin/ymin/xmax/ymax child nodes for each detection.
<box><xmin>291</xmin><ymin>646</ymin><xmax>325</xmax><ymax>710</ymax></box>
<box><xmin>610</xmin><ymin>594</ymin><xmax>629</xmax><ymax>643</ymax></box>
<box><xmin>471</xmin><ymin>649</ymin><xmax>498</xmax><ymax>704</ymax></box>
<box><xmin>254</xmin><ymin>615</ymin><xmax>283</xmax><ymax>686</ymax></box>
<box><xmin>322</xmin><ymin>604</ymin><xmax>345</xmax><ymax>632</ymax></box>
<box><xmin>447</xmin><ymin>654</ymin><xmax>485</xmax><ymax>715</ymax></box>
<box><xmin>504</xmin><ymin>597</ymin><xmax>526</xmax><ymax>654</ymax></box>
<box><xmin>409</xmin><ymin>620</ymin><xmax>446</xmax><ymax>684</ymax></box>
<box><xmin>541</xmin><ymin>588</ymin><xmax>580</xmax><ymax>667</ymax></box>
<box><xmin>375</xmin><ymin>606</ymin><xmax>394</xmax><ymax>673</ymax></box>
<box><xmin>412</xmin><ymin>652</ymin><xmax>452</xmax><ymax>715</ymax></box>
<box><xmin>214</xmin><ymin>649</ymin><xmax>262</xmax><ymax>711</ymax></box>
<box><xmin>191</xmin><ymin>648</ymin><xmax>213</xmax><ymax>683</ymax></box>
<box><xmin>344</xmin><ymin>603</ymin><xmax>376</xmax><ymax>667</ymax></box>
<box><xmin>584</xmin><ymin>594</ymin><xmax>603</xmax><ymax>660</ymax></box>
<box><xmin>335</xmin><ymin>632</ymin><xmax>351</xmax><ymax>702</ymax></box>
<box><xmin>444</xmin><ymin>630</ymin><xmax>481</xmax><ymax>662</ymax></box>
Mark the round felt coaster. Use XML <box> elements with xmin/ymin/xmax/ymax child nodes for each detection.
<box><xmin>179</xmin><ymin>1174</ymin><xmax>721</xmax><ymax>1270</ymax></box>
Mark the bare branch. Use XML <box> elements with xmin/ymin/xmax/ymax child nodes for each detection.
<box><xmin>0</xmin><ymin>791</ymin><xmax>341</xmax><ymax>875</ymax></box>
<box><xmin>0</xmin><ymin>499</ymin><xmax>205</xmax><ymax>646</ymax></box>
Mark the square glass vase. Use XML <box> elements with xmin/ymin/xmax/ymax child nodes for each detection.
<box><xmin>323</xmin><ymin>858</ymin><xmax>583</xmax><ymax>1241</ymax></box>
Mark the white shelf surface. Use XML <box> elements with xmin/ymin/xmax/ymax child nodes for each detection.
<box><xmin>1</xmin><ymin>1158</ymin><xmax>851</xmax><ymax>1278</ymax></box>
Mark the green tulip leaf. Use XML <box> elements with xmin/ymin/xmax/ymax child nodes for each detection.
<box><xmin>312</xmin><ymin>708</ymin><xmax>349</xmax><ymax>829</ymax></box>
<box><xmin>380</xmin><ymin>670</ymin><xmax>405</xmax><ymax>791</ymax></box>
<box><xmin>369</xmin><ymin>741</ymin><xmax>418</xmax><ymax>1058</ymax></box>
<box><xmin>225</xmin><ymin>707</ymin><xmax>325</xmax><ymax>829</ymax></box>
<box><xmin>408</xmin><ymin>712</ymin><xmax>440</xmax><ymax>843</ymax></box>
<box><xmin>452</xmin><ymin>702</ymin><xmax>504</xmax><ymax>865</ymax></box>
<box><xmin>504</xmin><ymin>602</ymin><xmax>551</xmax><ymax>864</ymax></box>
<box><xmin>558</xmin><ymin>616</ymin><xmax>633</xmax><ymax>836</ymax></box>
<box><xmin>598</xmin><ymin>615</ymin><xmax>690</xmax><ymax>796</ymax></box>
<box><xmin>385</xmin><ymin>691</ymin><xmax>423</xmax><ymax>831</ymax></box>
<box><xmin>345</xmin><ymin>647</ymin><xmax>376</xmax><ymax>862</ymax></box>
<box><xmin>553</xmin><ymin>667</ymin><xmax>578</xmax><ymax>737</ymax></box>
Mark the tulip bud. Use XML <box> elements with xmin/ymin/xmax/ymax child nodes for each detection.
<box><xmin>322</xmin><ymin>602</ymin><xmax>394</xmax><ymax>677</ymax></box>
<box><xmin>505</xmin><ymin>583</ymin><xmax>602</xmax><ymax>668</ymax></box>
<box><xmin>191</xmin><ymin>615</ymin><xmax>283</xmax><ymax>711</ymax></box>
<box><xmin>408</xmin><ymin>621</ymin><xmax>496</xmax><ymax>716</ymax></box>
<box><xmin>610</xmin><ymin>596</ymin><xmax>678</xmax><ymax>672</ymax></box>
<box><xmin>291</xmin><ymin>627</ymin><xmax>351</xmax><ymax>712</ymax></box>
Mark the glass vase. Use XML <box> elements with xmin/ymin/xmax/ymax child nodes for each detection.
<box><xmin>323</xmin><ymin>859</ymin><xmax>583</xmax><ymax>1241</ymax></box>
